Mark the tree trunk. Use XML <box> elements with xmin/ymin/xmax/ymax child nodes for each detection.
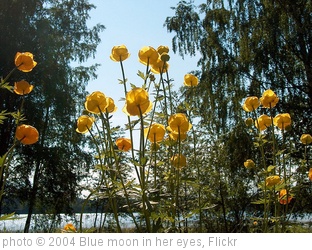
<box><xmin>23</xmin><ymin>161</ymin><xmax>41</xmax><ymax>233</ymax></box>
<box><xmin>24</xmin><ymin>106</ymin><xmax>49</xmax><ymax>233</ymax></box>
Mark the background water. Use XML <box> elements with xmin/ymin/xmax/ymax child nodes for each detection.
<box><xmin>0</xmin><ymin>213</ymin><xmax>137</xmax><ymax>232</ymax></box>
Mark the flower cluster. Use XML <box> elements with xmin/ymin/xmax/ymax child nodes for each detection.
<box><xmin>243</xmin><ymin>89</ymin><xmax>291</xmax><ymax>131</ymax></box>
<box><xmin>3</xmin><ymin>52</ymin><xmax>39</xmax><ymax>145</ymax></box>
<box><xmin>0</xmin><ymin>52</ymin><xmax>39</xmax><ymax>221</ymax></box>
<box><xmin>76</xmin><ymin>45</ymin><xmax>198</xmax><ymax>160</ymax></box>
<box><xmin>242</xmin><ymin>88</ymin><xmax>312</xmax><ymax>232</ymax></box>
<box><xmin>75</xmin><ymin>44</ymin><xmax>199</xmax><ymax>232</ymax></box>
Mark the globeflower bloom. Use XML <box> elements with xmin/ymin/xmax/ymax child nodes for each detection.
<box><xmin>63</xmin><ymin>223</ymin><xmax>76</xmax><ymax>233</ymax></box>
<box><xmin>14</xmin><ymin>52</ymin><xmax>37</xmax><ymax>72</ymax></box>
<box><xmin>14</xmin><ymin>80</ymin><xmax>34</xmax><ymax>95</ymax></box>
<box><xmin>116</xmin><ymin>138</ymin><xmax>132</xmax><ymax>152</ymax></box>
<box><xmin>110</xmin><ymin>45</ymin><xmax>130</xmax><ymax>62</ymax></box>
<box><xmin>138</xmin><ymin>46</ymin><xmax>159</xmax><ymax>66</ymax></box>
<box><xmin>15</xmin><ymin>124</ymin><xmax>39</xmax><ymax>145</ymax></box>
<box><xmin>183</xmin><ymin>74</ymin><xmax>199</xmax><ymax>87</ymax></box>
<box><xmin>167</xmin><ymin>127</ymin><xmax>188</xmax><ymax>141</ymax></box>
<box><xmin>144</xmin><ymin>123</ymin><xmax>166</xmax><ymax>143</ymax></box>
<box><xmin>171</xmin><ymin>154</ymin><xmax>187</xmax><ymax>169</ymax></box>
<box><xmin>123</xmin><ymin>87</ymin><xmax>153</xmax><ymax>116</ymax></box>
<box><xmin>260</xmin><ymin>89</ymin><xmax>279</xmax><ymax>108</ymax></box>
<box><xmin>76</xmin><ymin>115</ymin><xmax>95</xmax><ymax>134</ymax></box>
<box><xmin>273</xmin><ymin>113</ymin><xmax>291</xmax><ymax>130</ymax></box>
<box><xmin>150</xmin><ymin>58</ymin><xmax>169</xmax><ymax>74</ymax></box>
<box><xmin>105</xmin><ymin>97</ymin><xmax>117</xmax><ymax>113</ymax></box>
<box><xmin>255</xmin><ymin>114</ymin><xmax>272</xmax><ymax>131</ymax></box>
<box><xmin>157</xmin><ymin>45</ymin><xmax>169</xmax><ymax>55</ymax></box>
<box><xmin>167</xmin><ymin>113</ymin><xmax>192</xmax><ymax>134</ymax></box>
<box><xmin>244</xmin><ymin>159</ymin><xmax>255</xmax><ymax>169</ymax></box>
<box><xmin>300</xmin><ymin>134</ymin><xmax>312</xmax><ymax>145</ymax></box>
<box><xmin>265</xmin><ymin>175</ymin><xmax>281</xmax><ymax>187</ymax></box>
<box><xmin>84</xmin><ymin>91</ymin><xmax>108</xmax><ymax>115</ymax></box>
<box><xmin>242</xmin><ymin>96</ymin><xmax>260</xmax><ymax>112</ymax></box>
<box><xmin>309</xmin><ymin>168</ymin><xmax>312</xmax><ymax>181</ymax></box>
<box><xmin>279</xmin><ymin>189</ymin><xmax>293</xmax><ymax>205</ymax></box>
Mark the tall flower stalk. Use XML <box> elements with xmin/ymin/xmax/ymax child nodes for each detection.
<box><xmin>242</xmin><ymin>90</ymin><xmax>296</xmax><ymax>232</ymax></box>
<box><xmin>76</xmin><ymin>45</ymin><xmax>196</xmax><ymax>233</ymax></box>
<box><xmin>0</xmin><ymin>52</ymin><xmax>38</xmax><ymax>221</ymax></box>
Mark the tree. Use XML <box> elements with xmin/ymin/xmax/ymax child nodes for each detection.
<box><xmin>165</xmin><ymin>0</ymin><xmax>312</xmax><ymax>231</ymax></box>
<box><xmin>0</xmin><ymin>0</ymin><xmax>104</xmax><ymax>232</ymax></box>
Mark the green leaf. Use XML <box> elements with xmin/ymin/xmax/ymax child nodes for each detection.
<box><xmin>0</xmin><ymin>82</ymin><xmax>13</xmax><ymax>92</ymax></box>
<box><xmin>156</xmin><ymin>161</ymin><xmax>165</xmax><ymax>166</ymax></box>
<box><xmin>137</xmin><ymin>70</ymin><xmax>145</xmax><ymax>80</ymax></box>
<box><xmin>0</xmin><ymin>110</ymin><xmax>10</xmax><ymax>124</ymax></box>
<box><xmin>0</xmin><ymin>212</ymin><xmax>17</xmax><ymax>221</ymax></box>
<box><xmin>118</xmin><ymin>78</ymin><xmax>128</xmax><ymax>84</ymax></box>
<box><xmin>130</xmin><ymin>83</ymin><xmax>137</xmax><ymax>89</ymax></box>
<box><xmin>267</xmin><ymin>165</ymin><xmax>276</xmax><ymax>173</ymax></box>
<box><xmin>251</xmin><ymin>199</ymin><xmax>269</xmax><ymax>205</ymax></box>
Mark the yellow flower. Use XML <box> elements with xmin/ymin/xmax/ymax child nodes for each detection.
<box><xmin>105</xmin><ymin>97</ymin><xmax>117</xmax><ymax>113</ymax></box>
<box><xmin>265</xmin><ymin>175</ymin><xmax>281</xmax><ymax>187</ymax></box>
<box><xmin>300</xmin><ymin>134</ymin><xmax>312</xmax><ymax>145</ymax></box>
<box><xmin>110</xmin><ymin>45</ymin><xmax>130</xmax><ymax>62</ymax></box>
<box><xmin>63</xmin><ymin>223</ymin><xmax>76</xmax><ymax>233</ymax></box>
<box><xmin>255</xmin><ymin>114</ymin><xmax>271</xmax><ymax>131</ymax></box>
<box><xmin>76</xmin><ymin>115</ymin><xmax>95</xmax><ymax>134</ymax></box>
<box><xmin>273</xmin><ymin>113</ymin><xmax>291</xmax><ymax>130</ymax></box>
<box><xmin>279</xmin><ymin>189</ymin><xmax>293</xmax><ymax>205</ymax></box>
<box><xmin>138</xmin><ymin>46</ymin><xmax>159</xmax><ymax>66</ymax></box>
<box><xmin>144</xmin><ymin>123</ymin><xmax>166</xmax><ymax>143</ymax></box>
<box><xmin>123</xmin><ymin>87</ymin><xmax>153</xmax><ymax>116</ymax></box>
<box><xmin>167</xmin><ymin>113</ymin><xmax>192</xmax><ymax>134</ymax></box>
<box><xmin>84</xmin><ymin>91</ymin><xmax>108</xmax><ymax>114</ymax></box>
<box><xmin>14</xmin><ymin>80</ymin><xmax>34</xmax><ymax>95</ymax></box>
<box><xmin>244</xmin><ymin>159</ymin><xmax>255</xmax><ymax>169</ymax></box>
<box><xmin>171</xmin><ymin>154</ymin><xmax>187</xmax><ymax>169</ymax></box>
<box><xmin>150</xmin><ymin>58</ymin><xmax>169</xmax><ymax>74</ymax></box>
<box><xmin>116</xmin><ymin>138</ymin><xmax>132</xmax><ymax>152</ymax></box>
<box><xmin>260</xmin><ymin>89</ymin><xmax>279</xmax><ymax>108</ymax></box>
<box><xmin>309</xmin><ymin>168</ymin><xmax>312</xmax><ymax>181</ymax></box>
<box><xmin>167</xmin><ymin>128</ymin><xmax>188</xmax><ymax>141</ymax></box>
<box><xmin>14</xmin><ymin>52</ymin><xmax>37</xmax><ymax>72</ymax></box>
<box><xmin>15</xmin><ymin>124</ymin><xmax>39</xmax><ymax>145</ymax></box>
<box><xmin>183</xmin><ymin>74</ymin><xmax>199</xmax><ymax>87</ymax></box>
<box><xmin>157</xmin><ymin>45</ymin><xmax>169</xmax><ymax>55</ymax></box>
<box><xmin>242</xmin><ymin>96</ymin><xmax>260</xmax><ymax>112</ymax></box>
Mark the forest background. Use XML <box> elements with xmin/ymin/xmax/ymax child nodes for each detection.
<box><xmin>0</xmin><ymin>0</ymin><xmax>312</xmax><ymax>233</ymax></box>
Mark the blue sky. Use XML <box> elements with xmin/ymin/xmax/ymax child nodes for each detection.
<box><xmin>84</xmin><ymin>0</ymin><xmax>200</xmax><ymax>126</ymax></box>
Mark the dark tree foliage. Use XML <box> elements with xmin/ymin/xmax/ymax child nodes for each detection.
<box><xmin>166</xmin><ymin>0</ymin><xmax>312</xmax><ymax>133</ymax></box>
<box><xmin>0</xmin><ymin>0</ymin><xmax>104</xmax><ymax>232</ymax></box>
<box><xmin>166</xmin><ymin>0</ymin><xmax>312</xmax><ymax>231</ymax></box>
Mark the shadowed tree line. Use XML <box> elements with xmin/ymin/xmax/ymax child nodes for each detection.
<box><xmin>0</xmin><ymin>0</ymin><xmax>104</xmax><ymax>232</ymax></box>
<box><xmin>164</xmin><ymin>0</ymin><xmax>312</xmax><ymax>231</ymax></box>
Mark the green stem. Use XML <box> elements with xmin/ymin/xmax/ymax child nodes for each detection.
<box><xmin>0</xmin><ymin>142</ymin><xmax>18</xmax><ymax>200</ymax></box>
<box><xmin>138</xmin><ymin>106</ymin><xmax>151</xmax><ymax>232</ymax></box>
<box><xmin>101</xmin><ymin>111</ymin><xmax>141</xmax><ymax>232</ymax></box>
<box><xmin>165</xmin><ymin>70</ymin><xmax>173</xmax><ymax>115</ymax></box>
<box><xmin>79</xmin><ymin>128</ymin><xmax>106</xmax><ymax>232</ymax></box>
<box><xmin>252</xmin><ymin>109</ymin><xmax>269</xmax><ymax>232</ymax></box>
<box><xmin>119</xmin><ymin>60</ymin><xmax>142</xmax><ymax>190</ymax></box>
<box><xmin>1</xmin><ymin>67</ymin><xmax>17</xmax><ymax>87</ymax></box>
